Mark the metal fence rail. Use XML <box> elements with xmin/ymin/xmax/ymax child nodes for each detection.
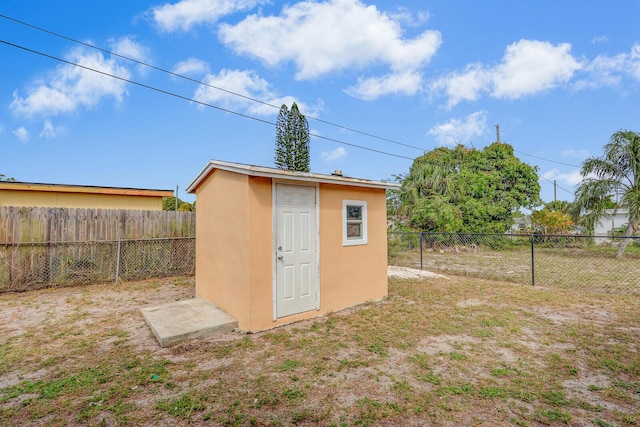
<box><xmin>388</xmin><ymin>232</ymin><xmax>640</xmax><ymax>295</ymax></box>
<box><xmin>0</xmin><ymin>237</ymin><xmax>195</xmax><ymax>292</ymax></box>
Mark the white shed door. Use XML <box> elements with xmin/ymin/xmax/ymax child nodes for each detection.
<box><xmin>275</xmin><ymin>184</ymin><xmax>318</xmax><ymax>318</ymax></box>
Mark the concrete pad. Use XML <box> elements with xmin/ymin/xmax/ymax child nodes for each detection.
<box><xmin>141</xmin><ymin>298</ymin><xmax>238</xmax><ymax>347</ymax></box>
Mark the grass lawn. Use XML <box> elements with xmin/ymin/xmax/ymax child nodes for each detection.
<box><xmin>389</xmin><ymin>243</ymin><xmax>640</xmax><ymax>295</ymax></box>
<box><xmin>0</xmin><ymin>272</ymin><xmax>639</xmax><ymax>426</ymax></box>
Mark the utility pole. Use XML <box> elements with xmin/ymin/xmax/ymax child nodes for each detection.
<box><xmin>554</xmin><ymin>180</ymin><xmax>557</xmax><ymax>202</ymax></box>
<box><xmin>495</xmin><ymin>124</ymin><xmax>501</xmax><ymax>143</ymax></box>
<box><xmin>175</xmin><ymin>185</ymin><xmax>179</xmax><ymax>212</ymax></box>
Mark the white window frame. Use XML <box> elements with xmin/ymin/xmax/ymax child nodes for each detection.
<box><xmin>342</xmin><ymin>199</ymin><xmax>368</xmax><ymax>246</ymax></box>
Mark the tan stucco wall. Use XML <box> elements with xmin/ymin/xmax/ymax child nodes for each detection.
<box><xmin>247</xmin><ymin>177</ymin><xmax>275</xmax><ymax>329</ymax></box>
<box><xmin>317</xmin><ymin>184</ymin><xmax>388</xmax><ymax>311</ymax></box>
<box><xmin>194</xmin><ymin>172</ymin><xmax>388</xmax><ymax>332</ymax></box>
<box><xmin>245</xmin><ymin>182</ymin><xmax>389</xmax><ymax>332</ymax></box>
<box><xmin>194</xmin><ymin>170</ymin><xmax>253</xmax><ymax>328</ymax></box>
<box><xmin>0</xmin><ymin>189</ymin><xmax>165</xmax><ymax>210</ymax></box>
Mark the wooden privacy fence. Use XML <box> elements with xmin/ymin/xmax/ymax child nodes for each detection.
<box><xmin>0</xmin><ymin>206</ymin><xmax>195</xmax><ymax>242</ymax></box>
<box><xmin>0</xmin><ymin>207</ymin><xmax>196</xmax><ymax>292</ymax></box>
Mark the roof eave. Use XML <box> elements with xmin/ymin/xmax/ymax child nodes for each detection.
<box><xmin>186</xmin><ymin>160</ymin><xmax>400</xmax><ymax>193</ymax></box>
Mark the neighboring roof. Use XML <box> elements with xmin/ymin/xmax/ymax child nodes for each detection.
<box><xmin>0</xmin><ymin>181</ymin><xmax>174</xmax><ymax>198</ymax></box>
<box><xmin>604</xmin><ymin>208</ymin><xmax>629</xmax><ymax>215</ymax></box>
<box><xmin>186</xmin><ymin>160</ymin><xmax>401</xmax><ymax>193</ymax></box>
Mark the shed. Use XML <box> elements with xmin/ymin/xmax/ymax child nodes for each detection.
<box><xmin>186</xmin><ymin>160</ymin><xmax>399</xmax><ymax>332</ymax></box>
<box><xmin>0</xmin><ymin>181</ymin><xmax>173</xmax><ymax>210</ymax></box>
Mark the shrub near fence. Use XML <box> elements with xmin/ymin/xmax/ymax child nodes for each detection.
<box><xmin>388</xmin><ymin>232</ymin><xmax>640</xmax><ymax>295</ymax></box>
<box><xmin>0</xmin><ymin>207</ymin><xmax>196</xmax><ymax>292</ymax></box>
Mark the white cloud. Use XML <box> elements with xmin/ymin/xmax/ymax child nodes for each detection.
<box><xmin>389</xmin><ymin>7</ymin><xmax>430</xmax><ymax>27</ymax></box>
<box><xmin>10</xmin><ymin>48</ymin><xmax>131</xmax><ymax>117</ymax></box>
<box><xmin>578</xmin><ymin>43</ymin><xmax>640</xmax><ymax>89</ymax></box>
<box><xmin>592</xmin><ymin>35</ymin><xmax>608</xmax><ymax>44</ymax></box>
<box><xmin>173</xmin><ymin>58</ymin><xmax>211</xmax><ymax>77</ymax></box>
<box><xmin>39</xmin><ymin>120</ymin><xmax>60</xmax><ymax>139</ymax></box>
<box><xmin>542</xmin><ymin>168</ymin><xmax>582</xmax><ymax>187</ymax></box>
<box><xmin>428</xmin><ymin>110</ymin><xmax>487</xmax><ymax>146</ymax></box>
<box><xmin>109</xmin><ymin>36</ymin><xmax>150</xmax><ymax>62</ymax></box>
<box><xmin>321</xmin><ymin>147</ymin><xmax>347</xmax><ymax>162</ymax></box>
<box><xmin>345</xmin><ymin>70</ymin><xmax>423</xmax><ymax>100</ymax></box>
<box><xmin>431</xmin><ymin>40</ymin><xmax>581</xmax><ymax>107</ymax></box>
<box><xmin>630</xmin><ymin>43</ymin><xmax>640</xmax><ymax>80</ymax></box>
<box><xmin>561</xmin><ymin>149</ymin><xmax>589</xmax><ymax>158</ymax></box>
<box><xmin>192</xmin><ymin>68</ymin><xmax>318</xmax><ymax>117</ymax></box>
<box><xmin>492</xmin><ymin>40</ymin><xmax>581</xmax><ymax>99</ymax></box>
<box><xmin>430</xmin><ymin>63</ymin><xmax>491</xmax><ymax>108</ymax></box>
<box><xmin>13</xmin><ymin>127</ymin><xmax>28</xmax><ymax>143</ymax></box>
<box><xmin>219</xmin><ymin>0</ymin><xmax>441</xmax><ymax>98</ymax></box>
<box><xmin>151</xmin><ymin>0</ymin><xmax>266</xmax><ymax>32</ymax></box>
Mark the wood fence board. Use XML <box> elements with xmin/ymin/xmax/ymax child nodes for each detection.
<box><xmin>0</xmin><ymin>206</ymin><xmax>195</xmax><ymax>243</ymax></box>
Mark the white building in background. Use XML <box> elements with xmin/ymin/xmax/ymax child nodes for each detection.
<box><xmin>508</xmin><ymin>215</ymin><xmax>532</xmax><ymax>233</ymax></box>
<box><xmin>594</xmin><ymin>208</ymin><xmax>630</xmax><ymax>242</ymax></box>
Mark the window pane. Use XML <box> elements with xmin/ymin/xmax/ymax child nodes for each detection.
<box><xmin>347</xmin><ymin>205</ymin><xmax>362</xmax><ymax>220</ymax></box>
<box><xmin>347</xmin><ymin>222</ymin><xmax>362</xmax><ymax>238</ymax></box>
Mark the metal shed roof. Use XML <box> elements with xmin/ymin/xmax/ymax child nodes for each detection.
<box><xmin>186</xmin><ymin>160</ymin><xmax>400</xmax><ymax>193</ymax></box>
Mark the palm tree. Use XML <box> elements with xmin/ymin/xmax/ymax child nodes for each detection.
<box><xmin>574</xmin><ymin>130</ymin><xmax>640</xmax><ymax>258</ymax></box>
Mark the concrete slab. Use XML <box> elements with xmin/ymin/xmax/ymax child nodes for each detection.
<box><xmin>141</xmin><ymin>298</ymin><xmax>238</xmax><ymax>347</ymax></box>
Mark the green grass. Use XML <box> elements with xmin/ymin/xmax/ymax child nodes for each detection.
<box><xmin>0</xmin><ymin>274</ymin><xmax>639</xmax><ymax>425</ymax></box>
<box><xmin>389</xmin><ymin>242</ymin><xmax>640</xmax><ymax>295</ymax></box>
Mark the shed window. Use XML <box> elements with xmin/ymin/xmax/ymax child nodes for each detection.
<box><xmin>343</xmin><ymin>200</ymin><xmax>367</xmax><ymax>246</ymax></box>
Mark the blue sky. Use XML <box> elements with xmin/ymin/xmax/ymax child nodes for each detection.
<box><xmin>1</xmin><ymin>1</ymin><xmax>639</xmax><ymax>204</ymax></box>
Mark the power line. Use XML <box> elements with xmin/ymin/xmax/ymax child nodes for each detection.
<box><xmin>0</xmin><ymin>39</ymin><xmax>415</xmax><ymax>161</ymax></box>
<box><xmin>0</xmin><ymin>13</ymin><xmax>427</xmax><ymax>153</ymax></box>
<box><xmin>537</xmin><ymin>173</ymin><xmax>574</xmax><ymax>196</ymax></box>
<box><xmin>513</xmin><ymin>149</ymin><xmax>582</xmax><ymax>168</ymax></box>
<box><xmin>3</xmin><ymin>37</ymin><xmax>582</xmax><ymax>200</ymax></box>
<box><xmin>1</xmin><ymin>12</ymin><xmax>592</xmax><ymax>178</ymax></box>
<box><xmin>2</xmin><ymin>13</ymin><xmax>591</xmax><ymax>169</ymax></box>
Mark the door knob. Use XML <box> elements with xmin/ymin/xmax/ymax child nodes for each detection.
<box><xmin>277</xmin><ymin>255</ymin><xmax>284</xmax><ymax>260</ymax></box>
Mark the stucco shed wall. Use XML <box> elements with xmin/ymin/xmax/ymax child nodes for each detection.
<box><xmin>194</xmin><ymin>169</ymin><xmax>252</xmax><ymax>328</ymax></box>
<box><xmin>194</xmin><ymin>171</ymin><xmax>389</xmax><ymax>332</ymax></box>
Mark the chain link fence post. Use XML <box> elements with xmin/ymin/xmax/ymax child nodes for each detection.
<box><xmin>115</xmin><ymin>239</ymin><xmax>122</xmax><ymax>284</ymax></box>
<box><xmin>530</xmin><ymin>234</ymin><xmax>535</xmax><ymax>286</ymax></box>
<box><xmin>419</xmin><ymin>232</ymin><xmax>423</xmax><ymax>270</ymax></box>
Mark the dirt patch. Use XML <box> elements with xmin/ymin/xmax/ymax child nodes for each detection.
<box><xmin>534</xmin><ymin>306</ymin><xmax>581</xmax><ymax>324</ymax></box>
<box><xmin>417</xmin><ymin>334</ymin><xmax>479</xmax><ymax>355</ymax></box>
<box><xmin>456</xmin><ymin>298</ymin><xmax>486</xmax><ymax>308</ymax></box>
<box><xmin>387</xmin><ymin>265</ymin><xmax>448</xmax><ymax>280</ymax></box>
<box><xmin>1</xmin><ymin>275</ymin><xmax>639</xmax><ymax>426</ymax></box>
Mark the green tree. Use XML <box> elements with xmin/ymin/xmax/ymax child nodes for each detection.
<box><xmin>0</xmin><ymin>173</ymin><xmax>15</xmax><ymax>182</ymax></box>
<box><xmin>531</xmin><ymin>209</ymin><xmax>574</xmax><ymax>234</ymax></box>
<box><xmin>162</xmin><ymin>197</ymin><xmax>194</xmax><ymax>211</ymax></box>
<box><xmin>573</xmin><ymin>130</ymin><xmax>640</xmax><ymax>258</ymax></box>
<box><xmin>274</xmin><ymin>102</ymin><xmax>310</xmax><ymax>172</ymax></box>
<box><xmin>399</xmin><ymin>143</ymin><xmax>540</xmax><ymax>233</ymax></box>
<box><xmin>545</xmin><ymin>200</ymin><xmax>574</xmax><ymax>214</ymax></box>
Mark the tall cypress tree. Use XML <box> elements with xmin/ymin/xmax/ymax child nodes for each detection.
<box><xmin>274</xmin><ymin>104</ymin><xmax>292</xmax><ymax>170</ymax></box>
<box><xmin>274</xmin><ymin>102</ymin><xmax>310</xmax><ymax>172</ymax></box>
<box><xmin>289</xmin><ymin>102</ymin><xmax>310</xmax><ymax>172</ymax></box>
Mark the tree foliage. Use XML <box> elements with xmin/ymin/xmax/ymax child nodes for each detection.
<box><xmin>274</xmin><ymin>102</ymin><xmax>310</xmax><ymax>172</ymax></box>
<box><xmin>162</xmin><ymin>197</ymin><xmax>195</xmax><ymax>211</ymax></box>
<box><xmin>544</xmin><ymin>200</ymin><xmax>575</xmax><ymax>214</ymax></box>
<box><xmin>573</xmin><ymin>130</ymin><xmax>640</xmax><ymax>258</ymax></box>
<box><xmin>0</xmin><ymin>174</ymin><xmax>15</xmax><ymax>182</ymax></box>
<box><xmin>398</xmin><ymin>143</ymin><xmax>541</xmax><ymax>233</ymax></box>
<box><xmin>531</xmin><ymin>209</ymin><xmax>574</xmax><ymax>234</ymax></box>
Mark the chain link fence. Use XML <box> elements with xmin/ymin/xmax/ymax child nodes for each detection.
<box><xmin>388</xmin><ymin>232</ymin><xmax>640</xmax><ymax>295</ymax></box>
<box><xmin>0</xmin><ymin>237</ymin><xmax>195</xmax><ymax>292</ymax></box>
